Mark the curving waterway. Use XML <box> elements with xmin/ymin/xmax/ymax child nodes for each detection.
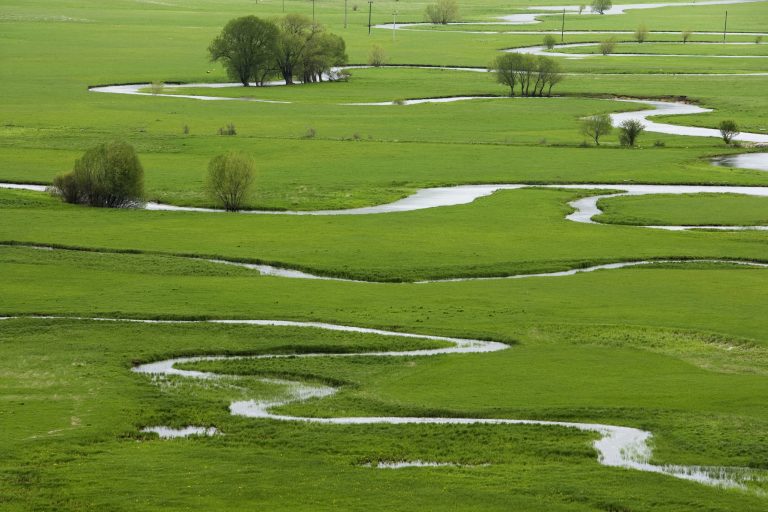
<box><xmin>4</xmin><ymin>182</ymin><xmax>768</xmax><ymax>229</ymax></box>
<box><xmin>1</xmin><ymin>315</ymin><xmax>753</xmax><ymax>488</ymax></box>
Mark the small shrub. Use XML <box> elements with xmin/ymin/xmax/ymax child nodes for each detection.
<box><xmin>599</xmin><ymin>37</ymin><xmax>617</xmax><ymax>55</ymax></box>
<box><xmin>425</xmin><ymin>0</ymin><xmax>459</xmax><ymax>24</ymax></box>
<box><xmin>719</xmin><ymin>120</ymin><xmax>740</xmax><ymax>144</ymax></box>
<box><xmin>654</xmin><ymin>140</ymin><xmax>665</xmax><ymax>147</ymax></box>
<box><xmin>150</xmin><ymin>81</ymin><xmax>164</xmax><ymax>95</ymax></box>
<box><xmin>368</xmin><ymin>44</ymin><xmax>387</xmax><ymax>67</ymax></box>
<box><xmin>619</xmin><ymin>119</ymin><xmax>644</xmax><ymax>147</ymax></box>
<box><xmin>393</xmin><ymin>98</ymin><xmax>406</xmax><ymax>106</ymax></box>
<box><xmin>352</xmin><ymin>4</ymin><xmax>358</xmax><ymax>11</ymax></box>
<box><xmin>303</xmin><ymin>127</ymin><xmax>317</xmax><ymax>139</ymax></box>
<box><xmin>756</xmin><ymin>35</ymin><xmax>764</xmax><ymax>44</ymax></box>
<box><xmin>206</xmin><ymin>152</ymin><xmax>254</xmax><ymax>211</ymax></box>
<box><xmin>352</xmin><ymin>132</ymin><xmax>361</xmax><ymax>140</ymax></box>
<box><xmin>682</xmin><ymin>30</ymin><xmax>693</xmax><ymax>44</ymax></box>
<box><xmin>183</xmin><ymin>124</ymin><xmax>190</xmax><ymax>135</ymax></box>
<box><xmin>218</xmin><ymin>123</ymin><xmax>236</xmax><ymax>136</ymax></box>
<box><xmin>51</xmin><ymin>171</ymin><xmax>81</xmax><ymax>204</ymax></box>
<box><xmin>634</xmin><ymin>24</ymin><xmax>648</xmax><ymax>43</ymax></box>
<box><xmin>543</xmin><ymin>34</ymin><xmax>557</xmax><ymax>50</ymax></box>
<box><xmin>51</xmin><ymin>141</ymin><xmax>144</xmax><ymax>208</ymax></box>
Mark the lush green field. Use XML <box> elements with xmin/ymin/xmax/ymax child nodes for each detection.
<box><xmin>597</xmin><ymin>193</ymin><xmax>768</xmax><ymax>225</ymax></box>
<box><xmin>5</xmin><ymin>187</ymin><xmax>768</xmax><ymax>280</ymax></box>
<box><xmin>3</xmin><ymin>0</ymin><xmax>768</xmax><ymax>510</ymax></box>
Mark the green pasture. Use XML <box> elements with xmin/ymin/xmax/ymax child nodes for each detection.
<box><xmin>3</xmin><ymin>0</ymin><xmax>768</xmax><ymax>509</ymax></box>
<box><xmin>597</xmin><ymin>192</ymin><xmax>768</xmax><ymax>225</ymax></box>
<box><xmin>3</xmin><ymin>187</ymin><xmax>768</xmax><ymax>281</ymax></box>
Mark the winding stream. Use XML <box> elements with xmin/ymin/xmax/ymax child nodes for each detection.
<box><xmin>4</xmin><ymin>182</ymin><xmax>768</xmax><ymax>228</ymax></box>
<box><xmin>0</xmin><ymin>314</ymin><xmax>738</xmax><ymax>489</ymax></box>
<box><xmin>374</xmin><ymin>0</ymin><xmax>768</xmax><ymax>30</ymax></box>
<box><xmin>509</xmin><ymin>41</ymin><xmax>768</xmax><ymax>59</ymax></box>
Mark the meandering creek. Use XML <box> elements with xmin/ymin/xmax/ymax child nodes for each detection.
<box><xmin>3</xmin><ymin>315</ymin><xmax>754</xmax><ymax>488</ymax></box>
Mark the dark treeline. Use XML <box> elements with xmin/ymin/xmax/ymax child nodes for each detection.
<box><xmin>209</xmin><ymin>14</ymin><xmax>348</xmax><ymax>86</ymax></box>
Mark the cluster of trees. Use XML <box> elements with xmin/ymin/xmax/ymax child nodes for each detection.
<box><xmin>580</xmin><ymin>115</ymin><xmax>645</xmax><ymax>147</ymax></box>
<box><xmin>209</xmin><ymin>15</ymin><xmax>347</xmax><ymax>86</ymax></box>
<box><xmin>581</xmin><ymin>115</ymin><xmax>740</xmax><ymax>146</ymax></box>
<box><xmin>491</xmin><ymin>54</ymin><xmax>564</xmax><ymax>97</ymax></box>
<box><xmin>52</xmin><ymin>142</ymin><xmax>255</xmax><ymax>211</ymax></box>
<box><xmin>52</xmin><ymin>141</ymin><xmax>144</xmax><ymax>207</ymax></box>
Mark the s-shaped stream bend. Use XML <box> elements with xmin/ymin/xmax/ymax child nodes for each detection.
<box><xmin>119</xmin><ymin>317</ymin><xmax>763</xmax><ymax>490</ymax></box>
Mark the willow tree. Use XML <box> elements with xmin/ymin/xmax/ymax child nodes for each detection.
<box><xmin>208</xmin><ymin>16</ymin><xmax>279</xmax><ymax>86</ymax></box>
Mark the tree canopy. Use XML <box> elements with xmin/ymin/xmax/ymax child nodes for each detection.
<box><xmin>208</xmin><ymin>15</ymin><xmax>347</xmax><ymax>86</ymax></box>
<box><xmin>491</xmin><ymin>54</ymin><xmax>564</xmax><ymax>97</ymax></box>
<box><xmin>52</xmin><ymin>141</ymin><xmax>144</xmax><ymax>208</ymax></box>
<box><xmin>208</xmin><ymin>16</ymin><xmax>279</xmax><ymax>86</ymax></box>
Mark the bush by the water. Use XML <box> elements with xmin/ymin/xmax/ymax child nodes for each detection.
<box><xmin>206</xmin><ymin>152</ymin><xmax>254</xmax><ymax>211</ymax></box>
<box><xmin>52</xmin><ymin>141</ymin><xmax>144</xmax><ymax>207</ymax></box>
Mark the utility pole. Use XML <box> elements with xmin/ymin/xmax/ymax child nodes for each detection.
<box><xmin>392</xmin><ymin>9</ymin><xmax>397</xmax><ymax>42</ymax></box>
<box><xmin>723</xmin><ymin>10</ymin><xmax>728</xmax><ymax>43</ymax></box>
<box><xmin>561</xmin><ymin>9</ymin><xmax>565</xmax><ymax>42</ymax></box>
<box><xmin>344</xmin><ymin>0</ymin><xmax>348</xmax><ymax>28</ymax></box>
<box><xmin>368</xmin><ymin>1</ymin><xmax>373</xmax><ymax>35</ymax></box>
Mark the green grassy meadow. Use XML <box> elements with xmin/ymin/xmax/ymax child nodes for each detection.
<box><xmin>2</xmin><ymin>0</ymin><xmax>768</xmax><ymax>510</ymax></box>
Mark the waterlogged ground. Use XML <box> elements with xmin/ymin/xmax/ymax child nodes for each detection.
<box><xmin>2</xmin><ymin>0</ymin><xmax>768</xmax><ymax>510</ymax></box>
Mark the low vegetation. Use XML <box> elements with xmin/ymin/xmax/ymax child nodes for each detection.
<box><xmin>52</xmin><ymin>141</ymin><xmax>144</xmax><ymax>208</ymax></box>
<box><xmin>425</xmin><ymin>0</ymin><xmax>459</xmax><ymax>24</ymax></box>
<box><xmin>599</xmin><ymin>37</ymin><xmax>617</xmax><ymax>55</ymax></box>
<box><xmin>205</xmin><ymin>152</ymin><xmax>254</xmax><ymax>211</ymax></box>
<box><xmin>719</xmin><ymin>119</ymin><xmax>740</xmax><ymax>144</ymax></box>
<box><xmin>619</xmin><ymin>119</ymin><xmax>645</xmax><ymax>147</ymax></box>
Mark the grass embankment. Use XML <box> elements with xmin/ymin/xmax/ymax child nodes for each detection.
<box><xmin>3</xmin><ymin>188</ymin><xmax>768</xmax><ymax>281</ymax></box>
<box><xmin>597</xmin><ymin>193</ymin><xmax>768</xmax><ymax>226</ymax></box>
<box><xmin>3</xmin><ymin>250</ymin><xmax>768</xmax><ymax>508</ymax></box>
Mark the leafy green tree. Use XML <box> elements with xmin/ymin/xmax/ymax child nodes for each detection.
<box><xmin>719</xmin><ymin>120</ymin><xmax>740</xmax><ymax>144</ymax></box>
<box><xmin>591</xmin><ymin>0</ymin><xmax>612</xmax><ymax>14</ymax></box>
<box><xmin>299</xmin><ymin>32</ymin><xmax>347</xmax><ymax>83</ymax></box>
<box><xmin>534</xmin><ymin>56</ymin><xmax>564</xmax><ymax>96</ymax></box>
<box><xmin>208</xmin><ymin>16</ymin><xmax>279</xmax><ymax>87</ymax></box>
<box><xmin>274</xmin><ymin>14</ymin><xmax>316</xmax><ymax>85</ymax></box>
<box><xmin>581</xmin><ymin>114</ymin><xmax>613</xmax><ymax>145</ymax></box>
<box><xmin>619</xmin><ymin>119</ymin><xmax>645</xmax><ymax>147</ymax></box>
<box><xmin>206</xmin><ymin>152</ymin><xmax>255</xmax><ymax>211</ymax></box>
<box><xmin>543</xmin><ymin>34</ymin><xmax>557</xmax><ymax>50</ymax></box>
<box><xmin>52</xmin><ymin>141</ymin><xmax>144</xmax><ymax>207</ymax></box>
